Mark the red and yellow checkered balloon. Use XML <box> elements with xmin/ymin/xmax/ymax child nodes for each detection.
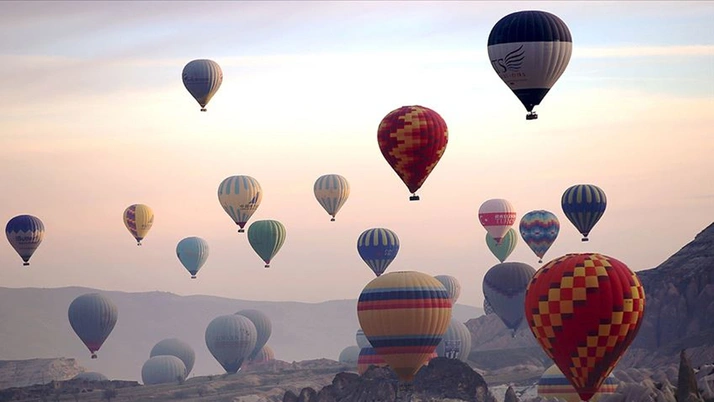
<box><xmin>524</xmin><ymin>253</ymin><xmax>645</xmax><ymax>401</ymax></box>
<box><xmin>377</xmin><ymin>105</ymin><xmax>448</xmax><ymax>200</ymax></box>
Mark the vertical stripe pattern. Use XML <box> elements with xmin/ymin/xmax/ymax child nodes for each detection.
<box><xmin>247</xmin><ymin>219</ymin><xmax>286</xmax><ymax>268</ymax></box>
<box><xmin>357</xmin><ymin>228</ymin><xmax>400</xmax><ymax>277</ymax></box>
<box><xmin>182</xmin><ymin>59</ymin><xmax>223</xmax><ymax>111</ymax></box>
<box><xmin>217</xmin><ymin>175</ymin><xmax>263</xmax><ymax>232</ymax></box>
<box><xmin>123</xmin><ymin>204</ymin><xmax>154</xmax><ymax>245</ymax></box>
<box><xmin>561</xmin><ymin>184</ymin><xmax>607</xmax><ymax>241</ymax></box>
<box><xmin>434</xmin><ymin>275</ymin><xmax>462</xmax><ymax>305</ymax></box>
<box><xmin>486</xmin><ymin>227</ymin><xmax>518</xmax><ymax>263</ymax></box>
<box><xmin>67</xmin><ymin>293</ymin><xmax>118</xmax><ymax>358</ymax></box>
<box><xmin>313</xmin><ymin>174</ymin><xmax>350</xmax><ymax>221</ymax></box>
<box><xmin>176</xmin><ymin>237</ymin><xmax>210</xmax><ymax>278</ymax></box>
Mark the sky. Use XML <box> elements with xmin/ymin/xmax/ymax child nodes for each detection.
<box><xmin>0</xmin><ymin>1</ymin><xmax>712</xmax><ymax>309</ymax></box>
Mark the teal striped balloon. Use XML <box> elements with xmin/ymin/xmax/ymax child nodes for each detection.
<box><xmin>314</xmin><ymin>174</ymin><xmax>350</xmax><ymax>221</ymax></box>
<box><xmin>486</xmin><ymin>228</ymin><xmax>518</xmax><ymax>263</ymax></box>
<box><xmin>561</xmin><ymin>184</ymin><xmax>607</xmax><ymax>242</ymax></box>
<box><xmin>247</xmin><ymin>220</ymin><xmax>286</xmax><ymax>268</ymax></box>
<box><xmin>176</xmin><ymin>237</ymin><xmax>209</xmax><ymax>279</ymax></box>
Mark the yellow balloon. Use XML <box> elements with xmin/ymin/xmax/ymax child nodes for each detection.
<box><xmin>123</xmin><ymin>204</ymin><xmax>154</xmax><ymax>246</ymax></box>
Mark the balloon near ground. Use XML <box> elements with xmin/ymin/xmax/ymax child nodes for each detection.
<box><xmin>182</xmin><ymin>59</ymin><xmax>223</xmax><ymax>112</ymax></box>
<box><xmin>357</xmin><ymin>271</ymin><xmax>452</xmax><ymax>382</ymax></box>
<box><xmin>482</xmin><ymin>262</ymin><xmax>536</xmax><ymax>335</ymax></box>
<box><xmin>357</xmin><ymin>346</ymin><xmax>387</xmax><ymax>375</ymax></box>
<box><xmin>478</xmin><ymin>198</ymin><xmax>517</xmax><ymax>244</ymax></box>
<box><xmin>205</xmin><ymin>314</ymin><xmax>257</xmax><ymax>374</ymax></box>
<box><xmin>561</xmin><ymin>184</ymin><xmax>607</xmax><ymax>242</ymax></box>
<box><xmin>5</xmin><ymin>214</ymin><xmax>44</xmax><ymax>266</ymax></box>
<box><xmin>487</xmin><ymin>10</ymin><xmax>573</xmax><ymax>120</ymax></box>
<box><xmin>434</xmin><ymin>275</ymin><xmax>462</xmax><ymax>305</ymax></box>
<box><xmin>519</xmin><ymin>210</ymin><xmax>560</xmax><ymax>263</ymax></box>
<box><xmin>377</xmin><ymin>105</ymin><xmax>448</xmax><ymax>201</ymax></box>
<box><xmin>313</xmin><ymin>174</ymin><xmax>350</xmax><ymax>221</ymax></box>
<box><xmin>538</xmin><ymin>363</ymin><xmax>619</xmax><ymax>402</ymax></box>
<box><xmin>217</xmin><ymin>175</ymin><xmax>262</xmax><ymax>233</ymax></box>
<box><xmin>248</xmin><ymin>345</ymin><xmax>274</xmax><ymax>365</ymax></box>
<box><xmin>247</xmin><ymin>220</ymin><xmax>287</xmax><ymax>268</ymax></box>
<box><xmin>525</xmin><ymin>253</ymin><xmax>645</xmax><ymax>402</ymax></box>
<box><xmin>67</xmin><ymin>293</ymin><xmax>118</xmax><ymax>359</ymax></box>
<box><xmin>486</xmin><ymin>227</ymin><xmax>518</xmax><ymax>263</ymax></box>
<box><xmin>357</xmin><ymin>228</ymin><xmax>400</xmax><ymax>277</ymax></box>
<box><xmin>356</xmin><ymin>328</ymin><xmax>370</xmax><ymax>349</ymax></box>
<box><xmin>338</xmin><ymin>345</ymin><xmax>361</xmax><ymax>365</ymax></box>
<box><xmin>235</xmin><ymin>309</ymin><xmax>272</xmax><ymax>360</ymax></box>
<box><xmin>123</xmin><ymin>204</ymin><xmax>154</xmax><ymax>246</ymax></box>
<box><xmin>150</xmin><ymin>338</ymin><xmax>196</xmax><ymax>376</ymax></box>
<box><xmin>141</xmin><ymin>355</ymin><xmax>186</xmax><ymax>385</ymax></box>
<box><xmin>176</xmin><ymin>237</ymin><xmax>209</xmax><ymax>279</ymax></box>
<box><xmin>435</xmin><ymin>318</ymin><xmax>472</xmax><ymax>362</ymax></box>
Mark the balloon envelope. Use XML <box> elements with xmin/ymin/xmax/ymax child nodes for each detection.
<box><xmin>248</xmin><ymin>345</ymin><xmax>274</xmax><ymax>364</ymax></box>
<box><xmin>123</xmin><ymin>204</ymin><xmax>154</xmax><ymax>245</ymax></box>
<box><xmin>150</xmin><ymin>338</ymin><xmax>196</xmax><ymax>376</ymax></box>
<box><xmin>182</xmin><ymin>59</ymin><xmax>222</xmax><ymax>111</ymax></box>
<box><xmin>338</xmin><ymin>345</ymin><xmax>361</xmax><ymax>365</ymax></box>
<box><xmin>314</xmin><ymin>174</ymin><xmax>350</xmax><ymax>221</ymax></box>
<box><xmin>247</xmin><ymin>220</ymin><xmax>287</xmax><ymax>268</ymax></box>
<box><xmin>357</xmin><ymin>228</ymin><xmax>400</xmax><ymax>277</ymax></box>
<box><xmin>141</xmin><ymin>355</ymin><xmax>186</xmax><ymax>385</ymax></box>
<box><xmin>486</xmin><ymin>228</ymin><xmax>518</xmax><ymax>263</ymax></box>
<box><xmin>235</xmin><ymin>309</ymin><xmax>272</xmax><ymax>360</ymax></box>
<box><xmin>525</xmin><ymin>253</ymin><xmax>645</xmax><ymax>401</ymax></box>
<box><xmin>478</xmin><ymin>199</ymin><xmax>517</xmax><ymax>244</ymax></box>
<box><xmin>176</xmin><ymin>237</ymin><xmax>209</xmax><ymax>279</ymax></box>
<box><xmin>487</xmin><ymin>10</ymin><xmax>572</xmax><ymax>120</ymax></box>
<box><xmin>357</xmin><ymin>346</ymin><xmax>388</xmax><ymax>375</ymax></box>
<box><xmin>482</xmin><ymin>262</ymin><xmax>536</xmax><ymax>334</ymax></box>
<box><xmin>5</xmin><ymin>214</ymin><xmax>44</xmax><ymax>266</ymax></box>
<box><xmin>561</xmin><ymin>184</ymin><xmax>607</xmax><ymax>241</ymax></box>
<box><xmin>519</xmin><ymin>210</ymin><xmax>560</xmax><ymax>263</ymax></box>
<box><xmin>68</xmin><ymin>293</ymin><xmax>118</xmax><ymax>359</ymax></box>
<box><xmin>434</xmin><ymin>275</ymin><xmax>462</xmax><ymax>305</ymax></box>
<box><xmin>217</xmin><ymin>175</ymin><xmax>262</xmax><ymax>232</ymax></box>
<box><xmin>356</xmin><ymin>328</ymin><xmax>370</xmax><ymax>349</ymax></box>
<box><xmin>205</xmin><ymin>314</ymin><xmax>257</xmax><ymax>374</ymax></box>
<box><xmin>435</xmin><ymin>318</ymin><xmax>472</xmax><ymax>362</ymax></box>
<box><xmin>377</xmin><ymin>105</ymin><xmax>448</xmax><ymax>200</ymax></box>
<box><xmin>357</xmin><ymin>271</ymin><xmax>452</xmax><ymax>382</ymax></box>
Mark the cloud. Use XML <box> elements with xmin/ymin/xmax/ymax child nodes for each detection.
<box><xmin>575</xmin><ymin>45</ymin><xmax>714</xmax><ymax>58</ymax></box>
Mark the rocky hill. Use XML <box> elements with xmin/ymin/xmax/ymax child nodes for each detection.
<box><xmin>0</xmin><ymin>358</ymin><xmax>85</xmax><ymax>389</ymax></box>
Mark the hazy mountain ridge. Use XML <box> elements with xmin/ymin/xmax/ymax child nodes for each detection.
<box><xmin>0</xmin><ymin>286</ymin><xmax>481</xmax><ymax>384</ymax></box>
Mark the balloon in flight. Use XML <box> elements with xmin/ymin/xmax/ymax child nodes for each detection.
<box><xmin>314</xmin><ymin>174</ymin><xmax>350</xmax><ymax>221</ymax></box>
<box><xmin>377</xmin><ymin>105</ymin><xmax>448</xmax><ymax>201</ymax></box>
<box><xmin>68</xmin><ymin>293</ymin><xmax>118</xmax><ymax>359</ymax></box>
<box><xmin>525</xmin><ymin>253</ymin><xmax>645</xmax><ymax>401</ymax></box>
<box><xmin>123</xmin><ymin>204</ymin><xmax>154</xmax><ymax>246</ymax></box>
<box><xmin>561</xmin><ymin>184</ymin><xmax>607</xmax><ymax>241</ymax></box>
<box><xmin>434</xmin><ymin>275</ymin><xmax>462</xmax><ymax>305</ymax></box>
<box><xmin>176</xmin><ymin>237</ymin><xmax>209</xmax><ymax>279</ymax></box>
<box><xmin>487</xmin><ymin>10</ymin><xmax>573</xmax><ymax>120</ymax></box>
<box><xmin>205</xmin><ymin>314</ymin><xmax>257</xmax><ymax>373</ymax></box>
<box><xmin>482</xmin><ymin>262</ymin><xmax>536</xmax><ymax>335</ymax></box>
<box><xmin>519</xmin><ymin>210</ymin><xmax>560</xmax><ymax>263</ymax></box>
<box><xmin>486</xmin><ymin>227</ymin><xmax>518</xmax><ymax>263</ymax></box>
<box><xmin>479</xmin><ymin>198</ymin><xmax>517</xmax><ymax>244</ymax></box>
<box><xmin>357</xmin><ymin>228</ymin><xmax>400</xmax><ymax>277</ymax></box>
<box><xmin>217</xmin><ymin>175</ymin><xmax>262</xmax><ymax>233</ymax></box>
<box><xmin>247</xmin><ymin>220</ymin><xmax>286</xmax><ymax>268</ymax></box>
<box><xmin>5</xmin><ymin>214</ymin><xmax>44</xmax><ymax>266</ymax></box>
<box><xmin>182</xmin><ymin>59</ymin><xmax>223</xmax><ymax>112</ymax></box>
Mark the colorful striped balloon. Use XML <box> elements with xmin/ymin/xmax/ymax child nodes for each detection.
<box><xmin>520</xmin><ymin>210</ymin><xmax>560</xmax><ymax>263</ymax></box>
<box><xmin>357</xmin><ymin>346</ymin><xmax>437</xmax><ymax>375</ymax></box>
<box><xmin>561</xmin><ymin>184</ymin><xmax>607</xmax><ymax>242</ymax></box>
<box><xmin>217</xmin><ymin>175</ymin><xmax>262</xmax><ymax>233</ymax></box>
<box><xmin>377</xmin><ymin>105</ymin><xmax>448</xmax><ymax>201</ymax></box>
<box><xmin>538</xmin><ymin>363</ymin><xmax>618</xmax><ymax>402</ymax></box>
<box><xmin>357</xmin><ymin>228</ymin><xmax>400</xmax><ymax>277</ymax></box>
<box><xmin>5</xmin><ymin>214</ymin><xmax>45</xmax><ymax>266</ymax></box>
<box><xmin>357</xmin><ymin>271</ymin><xmax>452</xmax><ymax>382</ymax></box>
<box><xmin>478</xmin><ymin>198</ymin><xmax>517</xmax><ymax>244</ymax></box>
<box><xmin>247</xmin><ymin>220</ymin><xmax>286</xmax><ymax>268</ymax></box>
<box><xmin>486</xmin><ymin>227</ymin><xmax>518</xmax><ymax>263</ymax></box>
<box><xmin>314</xmin><ymin>174</ymin><xmax>350</xmax><ymax>221</ymax></box>
<box><xmin>123</xmin><ymin>204</ymin><xmax>154</xmax><ymax>246</ymax></box>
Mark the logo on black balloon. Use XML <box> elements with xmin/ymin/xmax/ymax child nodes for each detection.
<box><xmin>490</xmin><ymin>45</ymin><xmax>525</xmax><ymax>73</ymax></box>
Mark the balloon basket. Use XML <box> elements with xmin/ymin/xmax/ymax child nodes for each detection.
<box><xmin>264</xmin><ymin>264</ymin><xmax>270</xmax><ymax>268</ymax></box>
<box><xmin>526</xmin><ymin>112</ymin><xmax>538</xmax><ymax>120</ymax></box>
<box><xmin>330</xmin><ymin>217</ymin><xmax>336</xmax><ymax>222</ymax></box>
<box><xmin>23</xmin><ymin>262</ymin><xmax>29</xmax><ymax>266</ymax></box>
<box><xmin>409</xmin><ymin>195</ymin><xmax>420</xmax><ymax>201</ymax></box>
<box><xmin>200</xmin><ymin>108</ymin><xmax>207</xmax><ymax>112</ymax></box>
<box><xmin>191</xmin><ymin>275</ymin><xmax>197</xmax><ymax>279</ymax></box>
<box><xmin>238</xmin><ymin>228</ymin><xmax>245</xmax><ymax>233</ymax></box>
<box><xmin>91</xmin><ymin>354</ymin><xmax>97</xmax><ymax>359</ymax></box>
<box><xmin>581</xmin><ymin>237</ymin><xmax>589</xmax><ymax>242</ymax></box>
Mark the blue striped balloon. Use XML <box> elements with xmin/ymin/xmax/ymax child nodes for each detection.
<box><xmin>561</xmin><ymin>184</ymin><xmax>607</xmax><ymax>242</ymax></box>
<box><xmin>5</xmin><ymin>215</ymin><xmax>45</xmax><ymax>266</ymax></box>
<box><xmin>357</xmin><ymin>228</ymin><xmax>400</xmax><ymax>277</ymax></box>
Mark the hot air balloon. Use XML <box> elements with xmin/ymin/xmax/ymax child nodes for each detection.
<box><xmin>5</xmin><ymin>214</ymin><xmax>44</xmax><ymax>266</ymax></box>
<box><xmin>248</xmin><ymin>345</ymin><xmax>274</xmax><ymax>364</ymax></box>
<box><xmin>487</xmin><ymin>10</ymin><xmax>573</xmax><ymax>120</ymax></box>
<box><xmin>176</xmin><ymin>237</ymin><xmax>209</xmax><ymax>279</ymax></box>
<box><xmin>435</xmin><ymin>318</ymin><xmax>472</xmax><ymax>362</ymax></box>
<box><xmin>434</xmin><ymin>275</ymin><xmax>462</xmax><ymax>305</ymax></box>
<box><xmin>357</xmin><ymin>346</ymin><xmax>388</xmax><ymax>375</ymax></box>
<box><xmin>561</xmin><ymin>184</ymin><xmax>607</xmax><ymax>242</ymax></box>
<box><xmin>247</xmin><ymin>220</ymin><xmax>286</xmax><ymax>268</ymax></box>
<box><xmin>314</xmin><ymin>174</ymin><xmax>350</xmax><ymax>221</ymax></box>
<box><xmin>482</xmin><ymin>262</ymin><xmax>536</xmax><ymax>336</ymax></box>
<box><xmin>235</xmin><ymin>309</ymin><xmax>272</xmax><ymax>360</ymax></box>
<box><xmin>205</xmin><ymin>314</ymin><xmax>257</xmax><ymax>374</ymax></box>
<box><xmin>123</xmin><ymin>204</ymin><xmax>154</xmax><ymax>246</ymax></box>
<box><xmin>478</xmin><ymin>199</ymin><xmax>516</xmax><ymax>244</ymax></box>
<box><xmin>357</xmin><ymin>228</ymin><xmax>400</xmax><ymax>277</ymax></box>
<box><xmin>72</xmin><ymin>372</ymin><xmax>109</xmax><ymax>382</ymax></box>
<box><xmin>525</xmin><ymin>253</ymin><xmax>645</xmax><ymax>401</ymax></box>
<box><xmin>538</xmin><ymin>363</ymin><xmax>619</xmax><ymax>402</ymax></box>
<box><xmin>68</xmin><ymin>293</ymin><xmax>118</xmax><ymax>359</ymax></box>
<box><xmin>356</xmin><ymin>328</ymin><xmax>370</xmax><ymax>349</ymax></box>
<box><xmin>377</xmin><ymin>105</ymin><xmax>448</xmax><ymax>201</ymax></box>
<box><xmin>150</xmin><ymin>338</ymin><xmax>196</xmax><ymax>376</ymax></box>
<box><xmin>217</xmin><ymin>175</ymin><xmax>262</xmax><ymax>233</ymax></box>
<box><xmin>182</xmin><ymin>59</ymin><xmax>222</xmax><ymax>112</ymax></box>
<box><xmin>519</xmin><ymin>210</ymin><xmax>560</xmax><ymax>263</ymax></box>
<box><xmin>486</xmin><ymin>228</ymin><xmax>518</xmax><ymax>263</ymax></box>
<box><xmin>338</xmin><ymin>345</ymin><xmax>362</xmax><ymax>365</ymax></box>
<box><xmin>357</xmin><ymin>271</ymin><xmax>452</xmax><ymax>382</ymax></box>
<box><xmin>141</xmin><ymin>355</ymin><xmax>186</xmax><ymax>385</ymax></box>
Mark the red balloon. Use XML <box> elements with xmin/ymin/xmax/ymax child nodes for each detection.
<box><xmin>524</xmin><ymin>253</ymin><xmax>645</xmax><ymax>401</ymax></box>
<box><xmin>377</xmin><ymin>105</ymin><xmax>448</xmax><ymax>201</ymax></box>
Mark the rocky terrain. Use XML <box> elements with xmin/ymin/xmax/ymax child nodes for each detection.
<box><xmin>0</xmin><ymin>359</ymin><xmax>84</xmax><ymax>390</ymax></box>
